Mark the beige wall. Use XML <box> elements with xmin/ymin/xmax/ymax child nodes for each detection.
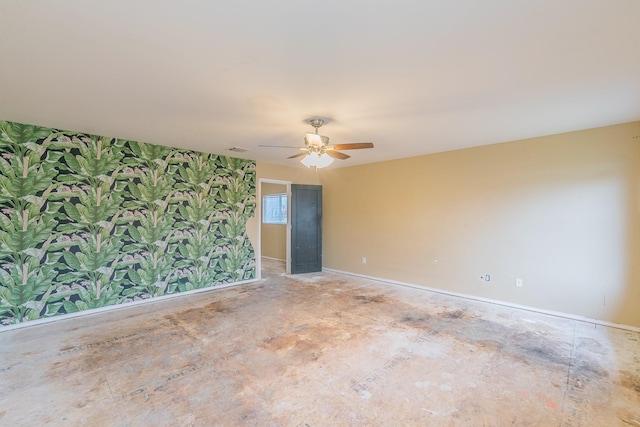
<box><xmin>257</xmin><ymin>161</ymin><xmax>321</xmax><ymax>186</ymax></box>
<box><xmin>320</xmin><ymin>121</ymin><xmax>640</xmax><ymax>327</ymax></box>
<box><xmin>261</xmin><ymin>183</ymin><xmax>287</xmax><ymax>260</ymax></box>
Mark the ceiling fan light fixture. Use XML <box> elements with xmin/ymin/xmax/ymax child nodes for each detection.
<box><xmin>301</xmin><ymin>152</ymin><xmax>334</xmax><ymax>169</ymax></box>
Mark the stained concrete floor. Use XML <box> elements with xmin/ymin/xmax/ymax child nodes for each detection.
<box><xmin>1</xmin><ymin>259</ymin><xmax>639</xmax><ymax>426</ymax></box>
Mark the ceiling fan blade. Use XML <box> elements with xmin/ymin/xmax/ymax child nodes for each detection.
<box><xmin>331</xmin><ymin>142</ymin><xmax>374</xmax><ymax>150</ymax></box>
<box><xmin>327</xmin><ymin>150</ymin><xmax>350</xmax><ymax>160</ymax></box>
<box><xmin>259</xmin><ymin>145</ymin><xmax>303</xmax><ymax>148</ymax></box>
<box><xmin>287</xmin><ymin>152</ymin><xmax>308</xmax><ymax>159</ymax></box>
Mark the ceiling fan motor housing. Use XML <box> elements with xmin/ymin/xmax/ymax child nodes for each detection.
<box><xmin>305</xmin><ymin>133</ymin><xmax>330</xmax><ymax>148</ymax></box>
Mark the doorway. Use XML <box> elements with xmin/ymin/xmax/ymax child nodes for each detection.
<box><xmin>259</xmin><ymin>179</ymin><xmax>291</xmax><ymax>277</ymax></box>
<box><xmin>258</xmin><ymin>180</ymin><xmax>323</xmax><ymax>278</ymax></box>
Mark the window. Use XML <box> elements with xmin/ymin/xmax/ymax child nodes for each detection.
<box><xmin>262</xmin><ymin>193</ymin><xmax>287</xmax><ymax>224</ymax></box>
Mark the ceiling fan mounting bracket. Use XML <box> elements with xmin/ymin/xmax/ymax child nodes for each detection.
<box><xmin>309</xmin><ymin>119</ymin><xmax>324</xmax><ymax>132</ymax></box>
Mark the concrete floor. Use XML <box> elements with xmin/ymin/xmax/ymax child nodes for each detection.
<box><xmin>1</xmin><ymin>259</ymin><xmax>639</xmax><ymax>426</ymax></box>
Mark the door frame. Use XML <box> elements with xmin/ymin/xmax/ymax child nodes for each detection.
<box><xmin>257</xmin><ymin>178</ymin><xmax>292</xmax><ymax>278</ymax></box>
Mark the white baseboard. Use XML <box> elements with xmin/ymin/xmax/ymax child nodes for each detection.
<box><xmin>261</xmin><ymin>256</ymin><xmax>286</xmax><ymax>262</ymax></box>
<box><xmin>6</xmin><ymin>268</ymin><xmax>638</xmax><ymax>334</ymax></box>
<box><xmin>322</xmin><ymin>268</ymin><xmax>640</xmax><ymax>333</ymax></box>
<box><xmin>0</xmin><ymin>278</ymin><xmax>260</xmax><ymax>332</ymax></box>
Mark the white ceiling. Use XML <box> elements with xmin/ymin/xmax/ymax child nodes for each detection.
<box><xmin>1</xmin><ymin>1</ymin><xmax>639</xmax><ymax>168</ymax></box>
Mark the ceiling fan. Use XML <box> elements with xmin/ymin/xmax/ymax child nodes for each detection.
<box><xmin>260</xmin><ymin>119</ymin><xmax>374</xmax><ymax>168</ymax></box>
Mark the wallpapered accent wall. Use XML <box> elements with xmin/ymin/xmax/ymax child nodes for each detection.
<box><xmin>0</xmin><ymin>120</ymin><xmax>256</xmax><ymax>326</ymax></box>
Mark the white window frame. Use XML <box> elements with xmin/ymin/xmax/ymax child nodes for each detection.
<box><xmin>262</xmin><ymin>193</ymin><xmax>288</xmax><ymax>224</ymax></box>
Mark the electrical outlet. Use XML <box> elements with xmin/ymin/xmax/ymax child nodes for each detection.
<box><xmin>362</xmin><ymin>257</ymin><xmax>367</xmax><ymax>264</ymax></box>
<box><xmin>515</xmin><ymin>278</ymin><xmax>523</xmax><ymax>287</ymax></box>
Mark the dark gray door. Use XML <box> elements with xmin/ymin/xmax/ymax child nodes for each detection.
<box><xmin>291</xmin><ymin>184</ymin><xmax>322</xmax><ymax>274</ymax></box>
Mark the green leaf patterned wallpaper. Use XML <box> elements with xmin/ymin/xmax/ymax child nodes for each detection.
<box><xmin>0</xmin><ymin>120</ymin><xmax>256</xmax><ymax>326</ymax></box>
